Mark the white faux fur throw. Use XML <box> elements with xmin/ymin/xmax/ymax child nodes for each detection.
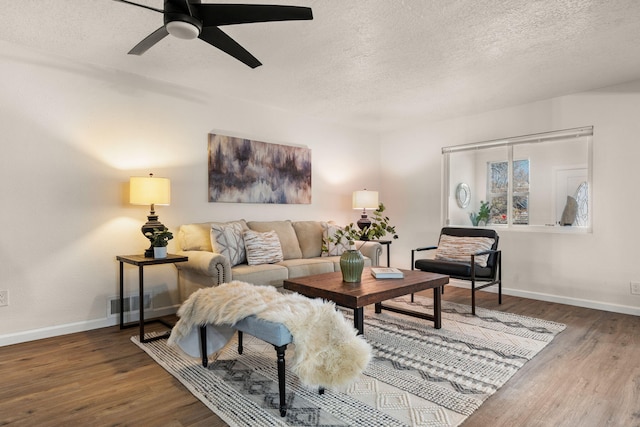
<box><xmin>168</xmin><ymin>281</ymin><xmax>372</xmax><ymax>388</ymax></box>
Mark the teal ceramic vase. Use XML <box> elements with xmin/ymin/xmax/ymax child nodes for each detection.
<box><xmin>340</xmin><ymin>247</ymin><xmax>364</xmax><ymax>283</ymax></box>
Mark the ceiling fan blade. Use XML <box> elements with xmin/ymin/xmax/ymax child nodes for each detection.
<box><xmin>193</xmin><ymin>4</ymin><xmax>313</xmax><ymax>26</ymax></box>
<box><xmin>112</xmin><ymin>0</ymin><xmax>164</xmax><ymax>13</ymax></box>
<box><xmin>128</xmin><ymin>26</ymin><xmax>170</xmax><ymax>55</ymax></box>
<box><xmin>198</xmin><ymin>26</ymin><xmax>262</xmax><ymax>68</ymax></box>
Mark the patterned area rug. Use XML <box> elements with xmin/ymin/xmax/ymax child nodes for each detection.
<box><xmin>132</xmin><ymin>295</ymin><xmax>565</xmax><ymax>427</ymax></box>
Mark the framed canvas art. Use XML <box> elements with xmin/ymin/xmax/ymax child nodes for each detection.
<box><xmin>208</xmin><ymin>133</ymin><xmax>312</xmax><ymax>204</ymax></box>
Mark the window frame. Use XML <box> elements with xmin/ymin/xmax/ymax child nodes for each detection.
<box><xmin>441</xmin><ymin>126</ymin><xmax>593</xmax><ymax>233</ymax></box>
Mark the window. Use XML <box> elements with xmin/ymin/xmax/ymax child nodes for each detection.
<box><xmin>442</xmin><ymin>127</ymin><xmax>592</xmax><ymax>232</ymax></box>
<box><xmin>487</xmin><ymin>159</ymin><xmax>530</xmax><ymax>225</ymax></box>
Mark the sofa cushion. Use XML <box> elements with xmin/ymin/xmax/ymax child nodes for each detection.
<box><xmin>278</xmin><ymin>258</ymin><xmax>336</xmax><ymax>278</ymax></box>
<box><xmin>244</xmin><ymin>229</ymin><xmax>284</xmax><ymax>265</ymax></box>
<box><xmin>247</xmin><ymin>220</ymin><xmax>302</xmax><ymax>260</ymax></box>
<box><xmin>435</xmin><ymin>234</ymin><xmax>495</xmax><ymax>267</ymax></box>
<box><xmin>210</xmin><ymin>221</ymin><xmax>247</xmax><ymax>266</ymax></box>
<box><xmin>321</xmin><ymin>222</ymin><xmax>350</xmax><ymax>256</ymax></box>
<box><xmin>292</xmin><ymin>221</ymin><xmax>323</xmax><ymax>258</ymax></box>
<box><xmin>231</xmin><ymin>263</ymin><xmax>289</xmax><ymax>287</ymax></box>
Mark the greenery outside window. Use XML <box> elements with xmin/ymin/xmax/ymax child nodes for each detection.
<box><xmin>442</xmin><ymin>127</ymin><xmax>593</xmax><ymax>232</ymax></box>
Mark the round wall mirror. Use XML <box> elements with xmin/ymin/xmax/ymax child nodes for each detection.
<box><xmin>455</xmin><ymin>183</ymin><xmax>471</xmax><ymax>208</ymax></box>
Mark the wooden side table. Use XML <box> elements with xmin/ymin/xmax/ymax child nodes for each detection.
<box><xmin>117</xmin><ymin>254</ymin><xmax>188</xmax><ymax>343</ymax></box>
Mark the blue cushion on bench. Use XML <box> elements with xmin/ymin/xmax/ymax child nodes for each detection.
<box><xmin>233</xmin><ymin>315</ymin><xmax>293</xmax><ymax>347</ymax></box>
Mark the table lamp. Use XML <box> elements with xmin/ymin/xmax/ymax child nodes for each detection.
<box><xmin>352</xmin><ymin>189</ymin><xmax>379</xmax><ymax>233</ymax></box>
<box><xmin>130</xmin><ymin>173</ymin><xmax>171</xmax><ymax>257</ymax></box>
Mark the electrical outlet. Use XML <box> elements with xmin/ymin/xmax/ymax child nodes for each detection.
<box><xmin>0</xmin><ymin>290</ymin><xmax>8</xmax><ymax>307</ymax></box>
<box><xmin>631</xmin><ymin>282</ymin><xmax>640</xmax><ymax>295</ymax></box>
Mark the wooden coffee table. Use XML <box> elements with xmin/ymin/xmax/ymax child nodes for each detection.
<box><xmin>283</xmin><ymin>268</ymin><xmax>449</xmax><ymax>334</ymax></box>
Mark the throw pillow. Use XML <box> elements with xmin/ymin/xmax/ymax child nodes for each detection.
<box><xmin>210</xmin><ymin>221</ymin><xmax>248</xmax><ymax>266</ymax></box>
<box><xmin>180</xmin><ymin>223</ymin><xmax>214</xmax><ymax>251</ymax></box>
<box><xmin>434</xmin><ymin>234</ymin><xmax>495</xmax><ymax>267</ymax></box>
<box><xmin>321</xmin><ymin>222</ymin><xmax>350</xmax><ymax>257</ymax></box>
<box><xmin>246</xmin><ymin>221</ymin><xmax>302</xmax><ymax>260</ymax></box>
<box><xmin>243</xmin><ymin>229</ymin><xmax>284</xmax><ymax>265</ymax></box>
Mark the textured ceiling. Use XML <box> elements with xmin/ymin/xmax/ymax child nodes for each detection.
<box><xmin>2</xmin><ymin>0</ymin><xmax>640</xmax><ymax>131</ymax></box>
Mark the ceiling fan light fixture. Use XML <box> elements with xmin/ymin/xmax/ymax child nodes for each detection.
<box><xmin>166</xmin><ymin>20</ymin><xmax>200</xmax><ymax>39</ymax></box>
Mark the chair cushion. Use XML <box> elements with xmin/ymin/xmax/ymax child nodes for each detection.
<box><xmin>415</xmin><ymin>259</ymin><xmax>493</xmax><ymax>280</ymax></box>
<box><xmin>243</xmin><ymin>230</ymin><xmax>284</xmax><ymax>265</ymax></box>
<box><xmin>435</xmin><ymin>234</ymin><xmax>495</xmax><ymax>267</ymax></box>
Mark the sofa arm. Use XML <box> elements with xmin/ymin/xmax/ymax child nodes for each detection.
<box><xmin>358</xmin><ymin>241</ymin><xmax>383</xmax><ymax>266</ymax></box>
<box><xmin>175</xmin><ymin>250</ymin><xmax>231</xmax><ymax>285</ymax></box>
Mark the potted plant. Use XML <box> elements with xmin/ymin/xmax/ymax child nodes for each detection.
<box><xmin>469</xmin><ymin>200</ymin><xmax>491</xmax><ymax>226</ymax></box>
<box><xmin>359</xmin><ymin>203</ymin><xmax>399</xmax><ymax>241</ymax></box>
<box><xmin>145</xmin><ymin>227</ymin><xmax>173</xmax><ymax>259</ymax></box>
<box><xmin>323</xmin><ymin>203</ymin><xmax>398</xmax><ymax>282</ymax></box>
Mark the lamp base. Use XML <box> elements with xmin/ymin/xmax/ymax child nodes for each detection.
<box><xmin>357</xmin><ymin>214</ymin><xmax>371</xmax><ymax>240</ymax></box>
<box><xmin>141</xmin><ymin>213</ymin><xmax>166</xmax><ymax>258</ymax></box>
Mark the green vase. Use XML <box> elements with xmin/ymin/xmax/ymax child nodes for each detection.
<box><xmin>340</xmin><ymin>249</ymin><xmax>364</xmax><ymax>283</ymax></box>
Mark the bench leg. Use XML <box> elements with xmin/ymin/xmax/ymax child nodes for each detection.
<box><xmin>199</xmin><ymin>325</ymin><xmax>208</xmax><ymax>367</ymax></box>
<box><xmin>238</xmin><ymin>331</ymin><xmax>243</xmax><ymax>355</ymax></box>
<box><xmin>275</xmin><ymin>344</ymin><xmax>287</xmax><ymax>417</ymax></box>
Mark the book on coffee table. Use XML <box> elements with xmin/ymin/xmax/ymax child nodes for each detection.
<box><xmin>371</xmin><ymin>267</ymin><xmax>404</xmax><ymax>279</ymax></box>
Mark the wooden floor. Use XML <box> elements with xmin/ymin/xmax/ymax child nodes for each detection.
<box><xmin>1</xmin><ymin>287</ymin><xmax>639</xmax><ymax>426</ymax></box>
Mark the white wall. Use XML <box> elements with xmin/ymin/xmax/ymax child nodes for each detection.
<box><xmin>380</xmin><ymin>81</ymin><xmax>640</xmax><ymax>315</ymax></box>
<box><xmin>0</xmin><ymin>41</ymin><xmax>380</xmax><ymax>345</ymax></box>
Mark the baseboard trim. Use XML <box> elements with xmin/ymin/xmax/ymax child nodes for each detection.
<box><xmin>447</xmin><ymin>281</ymin><xmax>640</xmax><ymax>316</ymax></box>
<box><xmin>0</xmin><ymin>306</ymin><xmax>178</xmax><ymax>347</ymax></box>
<box><xmin>3</xmin><ymin>285</ymin><xmax>638</xmax><ymax>347</ymax></box>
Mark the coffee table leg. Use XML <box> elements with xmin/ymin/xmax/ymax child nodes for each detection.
<box><xmin>354</xmin><ymin>308</ymin><xmax>364</xmax><ymax>335</ymax></box>
<box><xmin>433</xmin><ymin>286</ymin><xmax>442</xmax><ymax>329</ymax></box>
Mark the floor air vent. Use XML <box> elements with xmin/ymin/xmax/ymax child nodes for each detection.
<box><xmin>108</xmin><ymin>293</ymin><xmax>152</xmax><ymax>317</ymax></box>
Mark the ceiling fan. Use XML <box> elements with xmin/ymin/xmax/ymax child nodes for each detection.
<box><xmin>114</xmin><ymin>0</ymin><xmax>313</xmax><ymax>68</ymax></box>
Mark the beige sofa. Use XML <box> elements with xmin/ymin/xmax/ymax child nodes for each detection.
<box><xmin>175</xmin><ymin>220</ymin><xmax>382</xmax><ymax>301</ymax></box>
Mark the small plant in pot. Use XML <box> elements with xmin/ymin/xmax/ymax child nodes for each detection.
<box><xmin>145</xmin><ymin>227</ymin><xmax>173</xmax><ymax>258</ymax></box>
<box><xmin>469</xmin><ymin>200</ymin><xmax>491</xmax><ymax>226</ymax></box>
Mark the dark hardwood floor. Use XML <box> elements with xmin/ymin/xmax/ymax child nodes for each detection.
<box><xmin>0</xmin><ymin>287</ymin><xmax>638</xmax><ymax>426</ymax></box>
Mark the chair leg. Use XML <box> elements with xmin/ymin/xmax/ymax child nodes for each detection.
<box><xmin>237</xmin><ymin>331</ymin><xmax>243</xmax><ymax>355</ymax></box>
<box><xmin>275</xmin><ymin>344</ymin><xmax>288</xmax><ymax>417</ymax></box>
<box><xmin>471</xmin><ymin>279</ymin><xmax>476</xmax><ymax>316</ymax></box>
<box><xmin>498</xmin><ymin>252</ymin><xmax>502</xmax><ymax>305</ymax></box>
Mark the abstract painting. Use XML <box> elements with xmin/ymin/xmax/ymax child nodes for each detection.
<box><xmin>208</xmin><ymin>133</ymin><xmax>311</xmax><ymax>204</ymax></box>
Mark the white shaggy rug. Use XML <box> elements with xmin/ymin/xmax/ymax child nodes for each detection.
<box><xmin>132</xmin><ymin>295</ymin><xmax>565</xmax><ymax>427</ymax></box>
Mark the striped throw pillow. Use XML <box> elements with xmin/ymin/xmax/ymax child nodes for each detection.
<box><xmin>434</xmin><ymin>235</ymin><xmax>495</xmax><ymax>267</ymax></box>
<box><xmin>243</xmin><ymin>230</ymin><xmax>284</xmax><ymax>265</ymax></box>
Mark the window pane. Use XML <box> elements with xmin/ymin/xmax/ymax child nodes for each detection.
<box><xmin>490</xmin><ymin>162</ymin><xmax>508</xmax><ymax>193</ymax></box>
<box><xmin>513</xmin><ymin>159</ymin><xmax>529</xmax><ymax>192</ymax></box>
<box><xmin>490</xmin><ymin>195</ymin><xmax>508</xmax><ymax>224</ymax></box>
<box><xmin>513</xmin><ymin>194</ymin><xmax>529</xmax><ymax>225</ymax></box>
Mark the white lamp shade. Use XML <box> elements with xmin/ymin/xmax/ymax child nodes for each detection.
<box><xmin>130</xmin><ymin>176</ymin><xmax>171</xmax><ymax>206</ymax></box>
<box><xmin>352</xmin><ymin>190</ymin><xmax>379</xmax><ymax>210</ymax></box>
